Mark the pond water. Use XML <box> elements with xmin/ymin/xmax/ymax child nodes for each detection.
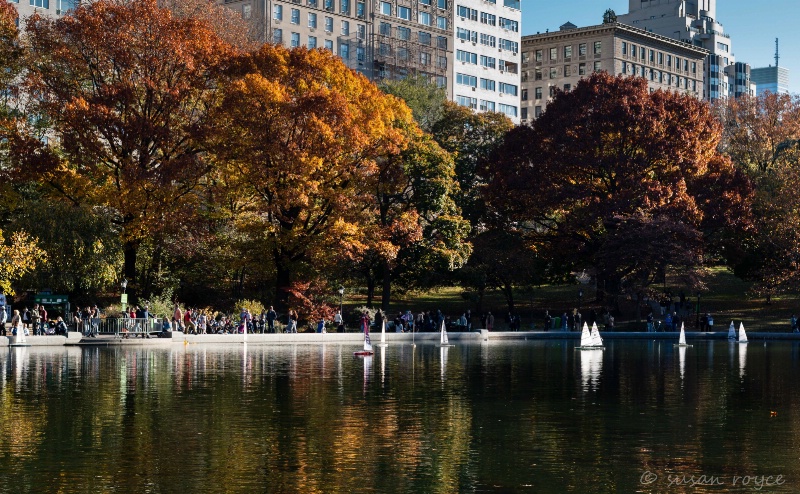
<box><xmin>1</xmin><ymin>340</ymin><xmax>799</xmax><ymax>493</ymax></box>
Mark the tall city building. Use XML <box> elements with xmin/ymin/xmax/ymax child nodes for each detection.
<box><xmin>751</xmin><ymin>39</ymin><xmax>790</xmax><ymax>96</ymax></box>
<box><xmin>617</xmin><ymin>0</ymin><xmax>754</xmax><ymax>101</ymax></box>
<box><xmin>519</xmin><ymin>20</ymin><xmax>707</xmax><ymax>122</ymax></box>
<box><xmin>453</xmin><ymin>0</ymin><xmax>521</xmax><ymax>121</ymax></box>
<box><xmin>222</xmin><ymin>0</ymin><xmax>521</xmax><ymax>122</ymax></box>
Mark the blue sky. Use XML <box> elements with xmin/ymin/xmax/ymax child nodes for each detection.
<box><xmin>521</xmin><ymin>0</ymin><xmax>800</xmax><ymax>93</ymax></box>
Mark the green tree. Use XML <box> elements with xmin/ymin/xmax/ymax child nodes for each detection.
<box><xmin>379</xmin><ymin>74</ymin><xmax>446</xmax><ymax>132</ymax></box>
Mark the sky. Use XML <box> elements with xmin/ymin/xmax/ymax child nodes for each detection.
<box><xmin>521</xmin><ymin>0</ymin><xmax>800</xmax><ymax>94</ymax></box>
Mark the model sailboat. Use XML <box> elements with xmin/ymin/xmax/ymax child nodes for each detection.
<box><xmin>377</xmin><ymin>320</ymin><xmax>388</xmax><ymax>348</ymax></box>
<box><xmin>738</xmin><ymin>322</ymin><xmax>748</xmax><ymax>343</ymax></box>
<box><xmin>675</xmin><ymin>323</ymin><xmax>692</xmax><ymax>347</ymax></box>
<box><xmin>727</xmin><ymin>321</ymin><xmax>736</xmax><ymax>340</ymax></box>
<box><xmin>354</xmin><ymin>323</ymin><xmax>374</xmax><ymax>356</ymax></box>
<box><xmin>576</xmin><ymin>322</ymin><xmax>603</xmax><ymax>350</ymax></box>
<box><xmin>437</xmin><ymin>320</ymin><xmax>454</xmax><ymax>347</ymax></box>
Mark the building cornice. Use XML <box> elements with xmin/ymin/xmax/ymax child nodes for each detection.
<box><xmin>522</xmin><ymin>22</ymin><xmax>709</xmax><ymax>58</ymax></box>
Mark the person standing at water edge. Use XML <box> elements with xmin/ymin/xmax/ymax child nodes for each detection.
<box><xmin>333</xmin><ymin>310</ymin><xmax>343</xmax><ymax>333</ymax></box>
<box><xmin>267</xmin><ymin>306</ymin><xmax>277</xmax><ymax>333</ymax></box>
<box><xmin>486</xmin><ymin>312</ymin><xmax>494</xmax><ymax>331</ymax></box>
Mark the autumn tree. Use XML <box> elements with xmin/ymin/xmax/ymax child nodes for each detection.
<box><xmin>209</xmin><ymin>45</ymin><xmax>415</xmax><ymax>305</ymax></box>
<box><xmin>714</xmin><ymin>92</ymin><xmax>800</xmax><ymax>299</ymax></box>
<box><xmin>353</xmin><ymin>132</ymin><xmax>471</xmax><ymax>309</ymax></box>
<box><xmin>0</xmin><ymin>230</ymin><xmax>47</xmax><ymax>295</ymax></box>
<box><xmin>17</xmin><ymin>0</ymin><xmax>234</xmax><ymax>297</ymax></box>
<box><xmin>484</xmin><ymin>72</ymin><xmax>752</xmax><ymax>317</ymax></box>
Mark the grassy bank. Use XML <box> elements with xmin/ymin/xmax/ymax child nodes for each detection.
<box><xmin>343</xmin><ymin>267</ymin><xmax>800</xmax><ymax>332</ymax></box>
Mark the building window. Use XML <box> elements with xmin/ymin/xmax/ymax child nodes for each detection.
<box><xmin>549</xmin><ymin>85</ymin><xmax>557</xmax><ymax>97</ymax></box>
<box><xmin>357</xmin><ymin>1</ymin><xmax>365</xmax><ymax>18</ymax></box>
<box><xmin>666</xmin><ymin>54</ymin><xmax>672</xmax><ymax>66</ymax></box>
<box><xmin>437</xmin><ymin>36</ymin><xmax>447</xmax><ymax>49</ymax></box>
<box><xmin>691</xmin><ymin>62</ymin><xmax>697</xmax><ymax>73</ymax></box>
<box><xmin>437</xmin><ymin>56</ymin><xmax>447</xmax><ymax>69</ymax></box>
<box><xmin>291</xmin><ymin>8</ymin><xmax>299</xmax><ymax>24</ymax></box>
<box><xmin>564</xmin><ymin>45</ymin><xmax>572</xmax><ymax>58</ymax></box>
<box><xmin>498</xmin><ymin>103</ymin><xmax>517</xmax><ymax>117</ymax></box>
<box><xmin>380</xmin><ymin>43</ymin><xmax>391</xmax><ymax>56</ymax></box>
<box><xmin>326</xmin><ymin>17</ymin><xmax>334</xmax><ymax>32</ymax></box>
<box><xmin>564</xmin><ymin>83</ymin><xmax>571</xmax><ymax>91</ymax></box>
<box><xmin>549</xmin><ymin>47</ymin><xmax>557</xmax><ymax>61</ymax></box>
<box><xmin>499</xmin><ymin>39</ymin><xmax>518</xmax><ymax>52</ymax></box>
<box><xmin>593</xmin><ymin>41</ymin><xmax>601</xmax><ymax>55</ymax></box>
<box><xmin>397</xmin><ymin>27</ymin><xmax>410</xmax><ymax>40</ymax></box>
<box><xmin>480</xmin><ymin>100</ymin><xmax>496</xmax><ymax>111</ymax></box>
<box><xmin>621</xmin><ymin>42</ymin><xmax>627</xmax><ymax>56</ymax></box>
<box><xmin>420</xmin><ymin>52</ymin><xmax>431</xmax><ymax>66</ymax></box>
<box><xmin>535</xmin><ymin>50</ymin><xmax>542</xmax><ymax>62</ymax></box>
<box><xmin>578</xmin><ymin>63</ymin><xmax>586</xmax><ymax>75</ymax></box>
<box><xmin>308</xmin><ymin>0</ymin><xmax>318</xmax><ymax>6</ymax></box>
<box><xmin>325</xmin><ymin>39</ymin><xmax>333</xmax><ymax>51</ymax></box>
<box><xmin>480</xmin><ymin>55</ymin><xmax>496</xmax><ymax>69</ymax></box>
<box><xmin>457</xmin><ymin>6</ymin><xmax>477</xmax><ymax>21</ymax></box>
<box><xmin>380</xmin><ymin>1</ymin><xmax>391</xmax><ymax>15</ymax></box>
<box><xmin>480</xmin><ymin>78</ymin><xmax>496</xmax><ymax>91</ymax></box>
<box><xmin>273</xmin><ymin>28</ymin><xmax>283</xmax><ymax>44</ymax></box>
<box><xmin>658</xmin><ymin>52</ymin><xmax>663</xmax><ymax>65</ymax></box>
<box><xmin>242</xmin><ymin>4</ymin><xmax>251</xmax><ymax>19</ymax></box>
<box><xmin>357</xmin><ymin>46</ymin><xmax>365</xmax><ymax>61</ymax></box>
<box><xmin>499</xmin><ymin>82</ymin><xmax>517</xmax><ymax>96</ymax></box>
<box><xmin>457</xmin><ymin>73</ymin><xmax>478</xmax><ymax>87</ymax></box>
<box><xmin>340</xmin><ymin>0</ymin><xmax>350</xmax><ymax>15</ymax></box>
<box><xmin>340</xmin><ymin>43</ymin><xmax>350</xmax><ymax>59</ymax></box>
<box><xmin>480</xmin><ymin>12</ymin><xmax>496</xmax><ymax>25</ymax></box>
<box><xmin>564</xmin><ymin>65</ymin><xmax>571</xmax><ymax>77</ymax></box>
<box><xmin>549</xmin><ymin>67</ymin><xmax>557</xmax><ymax>79</ymax></box>
<box><xmin>398</xmin><ymin>47</ymin><xmax>409</xmax><ymax>60</ymax></box>
<box><xmin>534</xmin><ymin>87</ymin><xmax>542</xmax><ymax>99</ymax></box>
<box><xmin>357</xmin><ymin>24</ymin><xmax>365</xmax><ymax>40</ymax></box>
<box><xmin>291</xmin><ymin>32</ymin><xmax>300</xmax><ymax>47</ymax></box>
<box><xmin>535</xmin><ymin>106</ymin><xmax>542</xmax><ymax>118</ymax></box>
<box><xmin>341</xmin><ymin>20</ymin><xmax>349</xmax><ymax>35</ymax></box>
<box><xmin>324</xmin><ymin>0</ymin><xmax>333</xmax><ymax>9</ymax></box>
<box><xmin>640</xmin><ymin>46</ymin><xmax>645</xmax><ymax>59</ymax></box>
<box><xmin>481</xmin><ymin>34</ymin><xmax>496</xmax><ymax>47</ymax></box>
<box><xmin>419</xmin><ymin>31</ymin><xmax>432</xmax><ymax>45</ymax></box>
<box><xmin>499</xmin><ymin>17</ymin><xmax>518</xmax><ymax>32</ymax></box>
<box><xmin>273</xmin><ymin>4</ymin><xmax>282</xmax><ymax>20</ymax></box>
<box><xmin>456</xmin><ymin>95</ymin><xmax>477</xmax><ymax>109</ymax></box>
<box><xmin>594</xmin><ymin>61</ymin><xmax>601</xmax><ymax>71</ymax></box>
<box><xmin>308</xmin><ymin>13</ymin><xmax>317</xmax><ymax>28</ymax></box>
<box><xmin>579</xmin><ymin>43</ymin><xmax>586</xmax><ymax>56</ymax></box>
<box><xmin>398</xmin><ymin>6</ymin><xmax>411</xmax><ymax>20</ymax></box>
<box><xmin>437</xmin><ymin>16</ymin><xmax>447</xmax><ymax>29</ymax></box>
<box><xmin>457</xmin><ymin>50</ymin><xmax>478</xmax><ymax>64</ymax></box>
<box><xmin>437</xmin><ymin>0</ymin><xmax>446</xmax><ymax>8</ymax></box>
<box><xmin>418</xmin><ymin>12</ymin><xmax>431</xmax><ymax>26</ymax></box>
<box><xmin>308</xmin><ymin>36</ymin><xmax>317</xmax><ymax>48</ymax></box>
<box><xmin>649</xmin><ymin>49</ymin><xmax>655</xmax><ymax>62</ymax></box>
<box><xmin>534</xmin><ymin>69</ymin><xmax>542</xmax><ymax>80</ymax></box>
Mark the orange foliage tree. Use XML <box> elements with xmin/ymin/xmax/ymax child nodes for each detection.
<box><xmin>18</xmin><ymin>0</ymin><xmax>234</xmax><ymax>295</ymax></box>
<box><xmin>208</xmin><ymin>45</ymin><xmax>415</xmax><ymax>305</ymax></box>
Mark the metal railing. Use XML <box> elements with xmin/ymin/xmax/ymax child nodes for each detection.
<box><xmin>75</xmin><ymin>317</ymin><xmax>163</xmax><ymax>338</ymax></box>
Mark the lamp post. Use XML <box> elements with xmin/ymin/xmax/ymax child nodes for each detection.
<box><xmin>338</xmin><ymin>285</ymin><xmax>345</xmax><ymax>332</ymax></box>
<box><xmin>120</xmin><ymin>279</ymin><xmax>128</xmax><ymax>313</ymax></box>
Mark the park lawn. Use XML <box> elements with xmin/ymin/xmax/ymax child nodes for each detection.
<box><xmin>344</xmin><ymin>266</ymin><xmax>800</xmax><ymax>332</ymax></box>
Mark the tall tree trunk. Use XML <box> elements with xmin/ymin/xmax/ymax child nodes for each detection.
<box><xmin>502</xmin><ymin>283</ymin><xmax>515</xmax><ymax>315</ymax></box>
<box><xmin>366</xmin><ymin>276</ymin><xmax>375</xmax><ymax>308</ymax></box>
<box><xmin>123</xmin><ymin>240</ymin><xmax>137</xmax><ymax>299</ymax></box>
<box><xmin>274</xmin><ymin>254</ymin><xmax>291</xmax><ymax>309</ymax></box>
<box><xmin>381</xmin><ymin>259</ymin><xmax>391</xmax><ymax>312</ymax></box>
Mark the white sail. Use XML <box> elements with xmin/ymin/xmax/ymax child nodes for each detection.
<box><xmin>738</xmin><ymin>322</ymin><xmax>748</xmax><ymax>343</ymax></box>
<box><xmin>679</xmin><ymin>323</ymin><xmax>687</xmax><ymax>345</ymax></box>
<box><xmin>590</xmin><ymin>322</ymin><xmax>603</xmax><ymax>347</ymax></box>
<box><xmin>579</xmin><ymin>322</ymin><xmax>592</xmax><ymax>347</ymax></box>
<box><xmin>440</xmin><ymin>320</ymin><xmax>449</xmax><ymax>345</ymax></box>
<box><xmin>727</xmin><ymin>321</ymin><xmax>736</xmax><ymax>340</ymax></box>
<box><xmin>378</xmin><ymin>320</ymin><xmax>388</xmax><ymax>347</ymax></box>
<box><xmin>364</xmin><ymin>329</ymin><xmax>373</xmax><ymax>352</ymax></box>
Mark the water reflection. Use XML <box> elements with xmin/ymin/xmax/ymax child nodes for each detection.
<box><xmin>1</xmin><ymin>341</ymin><xmax>799</xmax><ymax>493</ymax></box>
<box><xmin>579</xmin><ymin>349</ymin><xmax>603</xmax><ymax>393</ymax></box>
<box><xmin>739</xmin><ymin>341</ymin><xmax>748</xmax><ymax>379</ymax></box>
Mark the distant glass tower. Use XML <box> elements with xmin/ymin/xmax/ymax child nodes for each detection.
<box><xmin>751</xmin><ymin>39</ymin><xmax>790</xmax><ymax>95</ymax></box>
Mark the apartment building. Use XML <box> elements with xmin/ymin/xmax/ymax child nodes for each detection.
<box><xmin>617</xmin><ymin>0</ymin><xmax>754</xmax><ymax>100</ymax></box>
<box><xmin>453</xmin><ymin>0</ymin><xmax>521</xmax><ymax>122</ymax></box>
<box><xmin>520</xmin><ymin>21</ymin><xmax>707</xmax><ymax>123</ymax></box>
<box><xmin>223</xmin><ymin>0</ymin><xmax>521</xmax><ymax>122</ymax></box>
